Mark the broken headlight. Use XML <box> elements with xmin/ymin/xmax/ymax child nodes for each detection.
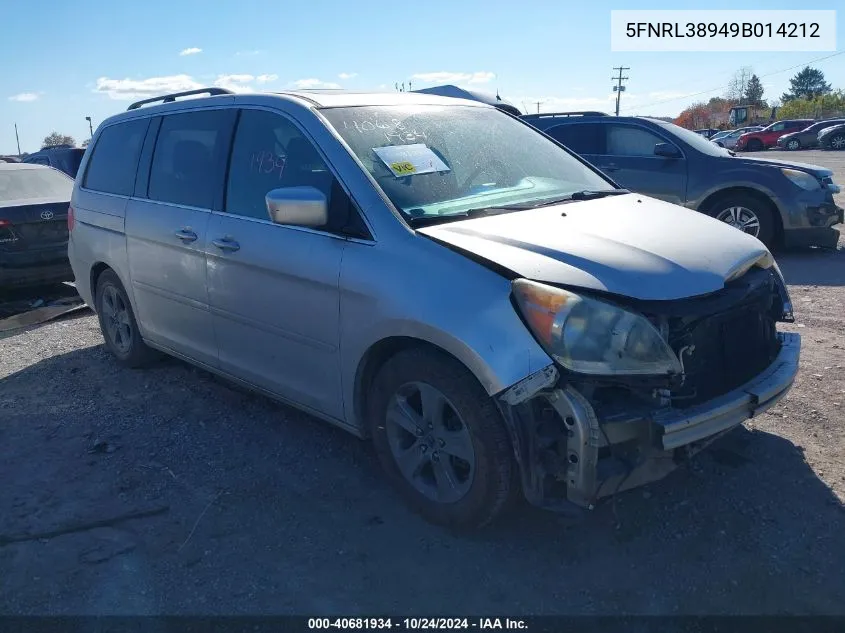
<box><xmin>512</xmin><ymin>279</ymin><xmax>682</xmax><ymax>376</ymax></box>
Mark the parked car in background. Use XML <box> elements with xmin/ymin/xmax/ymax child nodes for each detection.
<box><xmin>523</xmin><ymin>111</ymin><xmax>842</xmax><ymax>249</ymax></box>
<box><xmin>818</xmin><ymin>123</ymin><xmax>845</xmax><ymax>151</ymax></box>
<box><xmin>70</xmin><ymin>87</ymin><xmax>801</xmax><ymax>528</ymax></box>
<box><xmin>711</xmin><ymin>126</ymin><xmax>763</xmax><ymax>149</ymax></box>
<box><xmin>693</xmin><ymin>128</ymin><xmax>719</xmax><ymax>139</ymax></box>
<box><xmin>1</xmin><ymin>156</ymin><xmax>22</xmax><ymax>163</ymax></box>
<box><xmin>22</xmin><ymin>145</ymin><xmax>86</xmax><ymax>178</ymax></box>
<box><xmin>735</xmin><ymin>119</ymin><xmax>815</xmax><ymax>151</ymax></box>
<box><xmin>776</xmin><ymin>119</ymin><xmax>845</xmax><ymax>151</ymax></box>
<box><xmin>0</xmin><ymin>163</ymin><xmax>74</xmax><ymax>287</ymax></box>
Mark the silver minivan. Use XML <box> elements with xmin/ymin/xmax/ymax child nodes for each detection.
<box><xmin>69</xmin><ymin>88</ymin><xmax>800</xmax><ymax>528</ymax></box>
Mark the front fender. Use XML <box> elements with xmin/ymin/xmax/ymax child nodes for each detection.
<box><xmin>338</xmin><ymin>236</ymin><xmax>553</xmax><ymax>432</ymax></box>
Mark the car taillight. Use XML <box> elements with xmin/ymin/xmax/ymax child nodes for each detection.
<box><xmin>0</xmin><ymin>219</ymin><xmax>10</xmax><ymax>228</ymax></box>
<box><xmin>68</xmin><ymin>206</ymin><xmax>75</xmax><ymax>232</ymax></box>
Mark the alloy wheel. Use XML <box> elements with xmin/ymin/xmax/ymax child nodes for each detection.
<box><xmin>715</xmin><ymin>206</ymin><xmax>761</xmax><ymax>237</ymax></box>
<box><xmin>831</xmin><ymin>135</ymin><xmax>845</xmax><ymax>150</ymax></box>
<box><xmin>385</xmin><ymin>381</ymin><xmax>476</xmax><ymax>503</ymax></box>
<box><xmin>787</xmin><ymin>139</ymin><xmax>800</xmax><ymax>150</ymax></box>
<box><xmin>100</xmin><ymin>285</ymin><xmax>132</xmax><ymax>354</ymax></box>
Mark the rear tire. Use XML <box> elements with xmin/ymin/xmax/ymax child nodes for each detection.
<box><xmin>367</xmin><ymin>347</ymin><xmax>517</xmax><ymax>529</ymax></box>
<box><xmin>705</xmin><ymin>193</ymin><xmax>776</xmax><ymax>248</ymax></box>
<box><xmin>95</xmin><ymin>269</ymin><xmax>158</xmax><ymax>368</ymax></box>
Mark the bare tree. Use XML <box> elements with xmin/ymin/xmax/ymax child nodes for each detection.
<box><xmin>42</xmin><ymin>132</ymin><xmax>76</xmax><ymax>149</ymax></box>
<box><xmin>725</xmin><ymin>67</ymin><xmax>753</xmax><ymax>104</ymax></box>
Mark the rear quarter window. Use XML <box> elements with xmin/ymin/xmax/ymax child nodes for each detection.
<box><xmin>83</xmin><ymin>118</ymin><xmax>149</xmax><ymax>196</ymax></box>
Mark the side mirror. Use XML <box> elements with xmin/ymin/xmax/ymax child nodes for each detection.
<box><xmin>265</xmin><ymin>186</ymin><xmax>328</xmax><ymax>227</ymax></box>
<box><xmin>654</xmin><ymin>143</ymin><xmax>681</xmax><ymax>158</ymax></box>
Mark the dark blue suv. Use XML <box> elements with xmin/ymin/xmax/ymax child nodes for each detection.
<box><xmin>522</xmin><ymin>112</ymin><xmax>843</xmax><ymax>249</ymax></box>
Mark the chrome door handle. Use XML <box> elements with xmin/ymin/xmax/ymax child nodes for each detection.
<box><xmin>212</xmin><ymin>237</ymin><xmax>240</xmax><ymax>252</ymax></box>
<box><xmin>174</xmin><ymin>228</ymin><xmax>198</xmax><ymax>242</ymax></box>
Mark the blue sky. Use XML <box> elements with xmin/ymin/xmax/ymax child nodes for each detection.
<box><xmin>2</xmin><ymin>0</ymin><xmax>843</xmax><ymax>154</ymax></box>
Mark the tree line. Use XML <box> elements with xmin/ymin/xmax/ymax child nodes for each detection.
<box><xmin>674</xmin><ymin>65</ymin><xmax>841</xmax><ymax>130</ymax></box>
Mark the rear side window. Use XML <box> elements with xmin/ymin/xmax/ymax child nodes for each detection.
<box><xmin>148</xmin><ymin>110</ymin><xmax>230</xmax><ymax>209</ymax></box>
<box><xmin>546</xmin><ymin>123</ymin><xmax>606</xmax><ymax>154</ymax></box>
<box><xmin>84</xmin><ymin>119</ymin><xmax>149</xmax><ymax>195</ymax></box>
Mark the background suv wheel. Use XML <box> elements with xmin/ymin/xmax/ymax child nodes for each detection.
<box><xmin>706</xmin><ymin>193</ymin><xmax>776</xmax><ymax>248</ymax></box>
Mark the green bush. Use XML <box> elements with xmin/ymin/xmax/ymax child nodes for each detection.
<box><xmin>777</xmin><ymin>91</ymin><xmax>845</xmax><ymax>120</ymax></box>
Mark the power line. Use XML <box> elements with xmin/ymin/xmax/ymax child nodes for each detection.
<box><xmin>622</xmin><ymin>50</ymin><xmax>845</xmax><ymax>113</ymax></box>
<box><xmin>612</xmin><ymin>66</ymin><xmax>629</xmax><ymax>116</ymax></box>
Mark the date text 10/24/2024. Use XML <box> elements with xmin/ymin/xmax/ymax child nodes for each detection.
<box><xmin>308</xmin><ymin>618</ymin><xmax>528</xmax><ymax>630</ymax></box>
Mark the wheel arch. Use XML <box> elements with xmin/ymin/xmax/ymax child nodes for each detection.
<box><xmin>698</xmin><ymin>186</ymin><xmax>784</xmax><ymax>245</ymax></box>
<box><xmin>353</xmin><ymin>336</ymin><xmax>497</xmax><ymax>438</ymax></box>
<box><xmin>89</xmin><ymin>262</ymin><xmax>113</xmax><ymax>312</ymax></box>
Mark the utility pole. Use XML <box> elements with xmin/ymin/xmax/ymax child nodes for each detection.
<box><xmin>14</xmin><ymin>123</ymin><xmax>21</xmax><ymax>155</ymax></box>
<box><xmin>612</xmin><ymin>66</ymin><xmax>629</xmax><ymax>116</ymax></box>
<box><xmin>85</xmin><ymin>116</ymin><xmax>94</xmax><ymax>138</ymax></box>
<box><xmin>534</xmin><ymin>101</ymin><xmax>544</xmax><ymax>114</ymax></box>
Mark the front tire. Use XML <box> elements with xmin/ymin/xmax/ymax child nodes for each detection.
<box><xmin>830</xmin><ymin>134</ymin><xmax>845</xmax><ymax>150</ymax></box>
<box><xmin>786</xmin><ymin>139</ymin><xmax>801</xmax><ymax>151</ymax></box>
<box><xmin>367</xmin><ymin>348</ymin><xmax>517</xmax><ymax>529</ymax></box>
<box><xmin>747</xmin><ymin>139</ymin><xmax>764</xmax><ymax>152</ymax></box>
<box><xmin>95</xmin><ymin>269</ymin><xmax>158</xmax><ymax>368</ymax></box>
<box><xmin>706</xmin><ymin>193</ymin><xmax>776</xmax><ymax>248</ymax></box>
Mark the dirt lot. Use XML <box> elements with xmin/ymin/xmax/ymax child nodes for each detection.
<box><xmin>1</xmin><ymin>149</ymin><xmax>844</xmax><ymax>616</ymax></box>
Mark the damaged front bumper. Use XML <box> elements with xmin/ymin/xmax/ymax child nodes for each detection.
<box><xmin>497</xmin><ymin>332</ymin><xmax>801</xmax><ymax>512</ymax></box>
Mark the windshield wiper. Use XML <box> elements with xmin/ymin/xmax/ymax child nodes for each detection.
<box><xmin>406</xmin><ymin>190</ymin><xmax>632</xmax><ymax>227</ymax></box>
<box><xmin>406</xmin><ymin>205</ymin><xmax>533</xmax><ymax>228</ymax></box>
<box><xmin>566</xmin><ymin>189</ymin><xmax>631</xmax><ymax>200</ymax></box>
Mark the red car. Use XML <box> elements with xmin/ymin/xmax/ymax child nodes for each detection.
<box><xmin>735</xmin><ymin>119</ymin><xmax>815</xmax><ymax>151</ymax></box>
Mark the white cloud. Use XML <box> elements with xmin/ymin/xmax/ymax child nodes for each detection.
<box><xmin>94</xmin><ymin>74</ymin><xmax>202</xmax><ymax>100</ymax></box>
<box><xmin>213</xmin><ymin>74</ymin><xmax>256</xmax><ymax>92</ymax></box>
<box><xmin>236</xmin><ymin>49</ymin><xmax>262</xmax><ymax>56</ymax></box>
<box><xmin>179</xmin><ymin>47</ymin><xmax>202</xmax><ymax>56</ymax></box>
<box><xmin>292</xmin><ymin>78</ymin><xmax>341</xmax><ymax>89</ymax></box>
<box><xmin>8</xmin><ymin>92</ymin><xmax>39</xmax><ymax>102</ymax></box>
<box><xmin>338</xmin><ymin>72</ymin><xmax>358</xmax><ymax>80</ymax></box>
<box><xmin>256</xmin><ymin>74</ymin><xmax>278</xmax><ymax>84</ymax></box>
<box><xmin>411</xmin><ymin>71</ymin><xmax>496</xmax><ymax>85</ymax></box>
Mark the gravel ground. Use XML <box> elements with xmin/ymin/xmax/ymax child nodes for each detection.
<box><xmin>1</xmin><ymin>150</ymin><xmax>844</xmax><ymax>616</ymax></box>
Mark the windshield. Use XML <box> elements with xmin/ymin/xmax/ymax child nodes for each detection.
<box><xmin>320</xmin><ymin>105</ymin><xmax>614</xmax><ymax>219</ymax></box>
<box><xmin>656</xmin><ymin>121</ymin><xmax>732</xmax><ymax>156</ymax></box>
<box><xmin>0</xmin><ymin>167</ymin><xmax>73</xmax><ymax>202</ymax></box>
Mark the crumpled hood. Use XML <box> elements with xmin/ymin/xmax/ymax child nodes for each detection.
<box><xmin>418</xmin><ymin>194</ymin><xmax>772</xmax><ymax>301</ymax></box>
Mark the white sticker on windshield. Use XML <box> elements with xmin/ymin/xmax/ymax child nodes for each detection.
<box><xmin>372</xmin><ymin>143</ymin><xmax>450</xmax><ymax>177</ymax></box>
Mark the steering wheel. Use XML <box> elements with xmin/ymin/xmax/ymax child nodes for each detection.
<box><xmin>460</xmin><ymin>158</ymin><xmax>512</xmax><ymax>191</ymax></box>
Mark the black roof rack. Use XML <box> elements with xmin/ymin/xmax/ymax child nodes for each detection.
<box><xmin>127</xmin><ymin>87</ymin><xmax>234</xmax><ymax>111</ymax></box>
<box><xmin>522</xmin><ymin>111</ymin><xmax>608</xmax><ymax>119</ymax></box>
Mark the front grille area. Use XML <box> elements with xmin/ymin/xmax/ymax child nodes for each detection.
<box><xmin>645</xmin><ymin>267</ymin><xmax>782</xmax><ymax>408</ymax></box>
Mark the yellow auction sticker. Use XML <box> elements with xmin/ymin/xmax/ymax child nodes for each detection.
<box><xmin>391</xmin><ymin>161</ymin><xmax>416</xmax><ymax>175</ymax></box>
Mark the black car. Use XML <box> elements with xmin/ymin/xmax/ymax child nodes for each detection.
<box><xmin>522</xmin><ymin>111</ymin><xmax>843</xmax><ymax>249</ymax></box>
<box><xmin>0</xmin><ymin>163</ymin><xmax>74</xmax><ymax>288</ymax></box>
<box><xmin>22</xmin><ymin>145</ymin><xmax>86</xmax><ymax>178</ymax></box>
<box><xmin>777</xmin><ymin>119</ymin><xmax>845</xmax><ymax>150</ymax></box>
<box><xmin>818</xmin><ymin>123</ymin><xmax>845</xmax><ymax>151</ymax></box>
